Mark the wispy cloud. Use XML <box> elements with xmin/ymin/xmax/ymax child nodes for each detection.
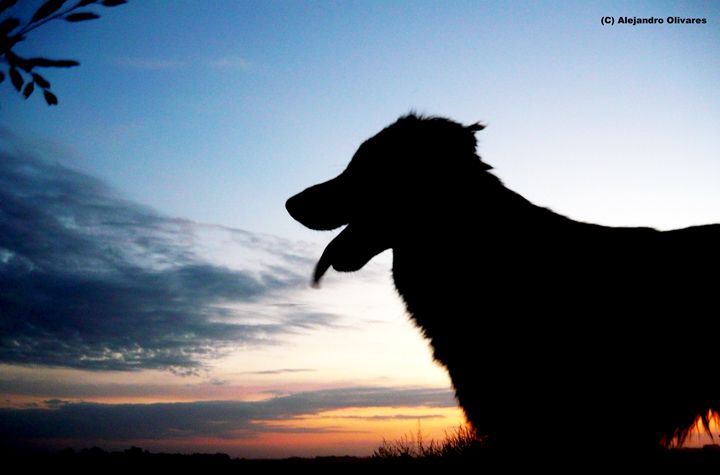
<box><xmin>209</xmin><ymin>55</ymin><xmax>251</xmax><ymax>71</ymax></box>
<box><xmin>0</xmin><ymin>386</ymin><xmax>456</xmax><ymax>441</ymax></box>
<box><xmin>0</xmin><ymin>136</ymin><xmax>326</xmax><ymax>374</ymax></box>
<box><xmin>115</xmin><ymin>58</ymin><xmax>187</xmax><ymax>70</ymax></box>
<box><xmin>245</xmin><ymin>368</ymin><xmax>315</xmax><ymax>376</ymax></box>
<box><xmin>330</xmin><ymin>414</ymin><xmax>445</xmax><ymax>421</ymax></box>
<box><xmin>115</xmin><ymin>56</ymin><xmax>251</xmax><ymax>71</ymax></box>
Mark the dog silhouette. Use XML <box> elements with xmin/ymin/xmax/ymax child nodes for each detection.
<box><xmin>287</xmin><ymin>114</ymin><xmax>720</xmax><ymax>454</ymax></box>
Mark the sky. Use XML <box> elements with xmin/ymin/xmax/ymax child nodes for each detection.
<box><xmin>1</xmin><ymin>0</ymin><xmax>720</xmax><ymax>458</ymax></box>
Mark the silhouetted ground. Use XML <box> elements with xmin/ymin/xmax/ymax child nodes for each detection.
<box><xmin>3</xmin><ymin>445</ymin><xmax>720</xmax><ymax>473</ymax></box>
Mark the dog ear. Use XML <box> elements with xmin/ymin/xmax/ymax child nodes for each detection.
<box><xmin>466</xmin><ymin>122</ymin><xmax>486</xmax><ymax>132</ymax></box>
<box><xmin>465</xmin><ymin>122</ymin><xmax>492</xmax><ymax>171</ymax></box>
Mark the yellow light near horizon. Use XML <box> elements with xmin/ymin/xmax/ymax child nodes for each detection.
<box><xmin>254</xmin><ymin>405</ymin><xmax>467</xmax><ymax>456</ymax></box>
<box><xmin>259</xmin><ymin>405</ymin><xmax>465</xmax><ymax>432</ymax></box>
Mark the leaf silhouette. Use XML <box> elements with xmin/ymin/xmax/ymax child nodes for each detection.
<box><xmin>0</xmin><ymin>34</ymin><xmax>24</xmax><ymax>54</ymax></box>
<box><xmin>0</xmin><ymin>0</ymin><xmax>19</xmax><ymax>16</ymax></box>
<box><xmin>31</xmin><ymin>0</ymin><xmax>67</xmax><ymax>24</ymax></box>
<box><xmin>27</xmin><ymin>57</ymin><xmax>80</xmax><ymax>68</ymax></box>
<box><xmin>32</xmin><ymin>72</ymin><xmax>50</xmax><ymax>89</ymax></box>
<box><xmin>2</xmin><ymin>0</ymin><xmax>126</xmax><ymax>107</ymax></box>
<box><xmin>9</xmin><ymin>67</ymin><xmax>22</xmax><ymax>91</ymax></box>
<box><xmin>5</xmin><ymin>51</ymin><xmax>31</xmax><ymax>71</ymax></box>
<box><xmin>65</xmin><ymin>12</ymin><xmax>100</xmax><ymax>22</ymax></box>
<box><xmin>43</xmin><ymin>89</ymin><xmax>58</xmax><ymax>105</ymax></box>
<box><xmin>23</xmin><ymin>81</ymin><xmax>34</xmax><ymax>99</ymax></box>
<box><xmin>0</xmin><ymin>17</ymin><xmax>20</xmax><ymax>36</ymax></box>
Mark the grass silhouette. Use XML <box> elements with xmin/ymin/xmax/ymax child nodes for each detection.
<box><xmin>372</xmin><ymin>424</ymin><xmax>720</xmax><ymax>470</ymax></box>
<box><xmin>373</xmin><ymin>424</ymin><xmax>483</xmax><ymax>460</ymax></box>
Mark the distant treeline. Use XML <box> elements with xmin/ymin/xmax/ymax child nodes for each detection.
<box><xmin>3</xmin><ymin>446</ymin><xmax>375</xmax><ymax>473</ymax></box>
<box><xmin>3</xmin><ymin>445</ymin><xmax>720</xmax><ymax>472</ymax></box>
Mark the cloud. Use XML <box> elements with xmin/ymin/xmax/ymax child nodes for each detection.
<box><xmin>245</xmin><ymin>368</ymin><xmax>315</xmax><ymax>375</ymax></box>
<box><xmin>209</xmin><ymin>55</ymin><xmax>251</xmax><ymax>71</ymax></box>
<box><xmin>115</xmin><ymin>58</ymin><xmax>186</xmax><ymax>70</ymax></box>
<box><xmin>0</xmin><ymin>386</ymin><xmax>456</xmax><ymax>441</ymax></box>
<box><xmin>0</xmin><ymin>137</ymin><xmax>326</xmax><ymax>373</ymax></box>
<box><xmin>329</xmin><ymin>414</ymin><xmax>445</xmax><ymax>421</ymax></box>
<box><xmin>115</xmin><ymin>56</ymin><xmax>251</xmax><ymax>72</ymax></box>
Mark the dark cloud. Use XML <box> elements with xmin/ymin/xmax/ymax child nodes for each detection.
<box><xmin>42</xmin><ymin>399</ymin><xmax>71</xmax><ymax>409</ymax></box>
<box><xmin>0</xmin><ymin>138</ymin><xmax>324</xmax><ymax>373</ymax></box>
<box><xmin>246</xmin><ymin>368</ymin><xmax>315</xmax><ymax>375</ymax></box>
<box><xmin>0</xmin><ymin>386</ymin><xmax>456</xmax><ymax>441</ymax></box>
<box><xmin>330</xmin><ymin>414</ymin><xmax>444</xmax><ymax>421</ymax></box>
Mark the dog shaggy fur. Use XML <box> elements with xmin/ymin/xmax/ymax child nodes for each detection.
<box><xmin>286</xmin><ymin>114</ymin><xmax>720</xmax><ymax>454</ymax></box>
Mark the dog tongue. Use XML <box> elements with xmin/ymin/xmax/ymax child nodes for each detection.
<box><xmin>313</xmin><ymin>226</ymin><xmax>354</xmax><ymax>286</ymax></box>
<box><xmin>312</xmin><ymin>246</ymin><xmax>333</xmax><ymax>287</ymax></box>
<box><xmin>312</xmin><ymin>224</ymin><xmax>387</xmax><ymax>287</ymax></box>
<box><xmin>312</xmin><ymin>262</ymin><xmax>330</xmax><ymax>287</ymax></box>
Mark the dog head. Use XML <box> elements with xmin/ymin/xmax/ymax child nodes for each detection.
<box><xmin>286</xmin><ymin>114</ymin><xmax>486</xmax><ymax>284</ymax></box>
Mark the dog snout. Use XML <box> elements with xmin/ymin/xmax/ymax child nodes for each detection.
<box><xmin>286</xmin><ymin>177</ymin><xmax>349</xmax><ymax>231</ymax></box>
<box><xmin>285</xmin><ymin>193</ymin><xmax>306</xmax><ymax>222</ymax></box>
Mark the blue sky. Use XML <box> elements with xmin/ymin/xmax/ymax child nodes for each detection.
<box><xmin>5</xmin><ymin>0</ymin><xmax>718</xmax><ymax>236</ymax></box>
<box><xmin>1</xmin><ymin>0</ymin><xmax>719</xmax><ymax>457</ymax></box>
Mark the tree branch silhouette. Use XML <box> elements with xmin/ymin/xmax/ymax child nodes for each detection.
<box><xmin>0</xmin><ymin>0</ymin><xmax>127</xmax><ymax>106</ymax></box>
